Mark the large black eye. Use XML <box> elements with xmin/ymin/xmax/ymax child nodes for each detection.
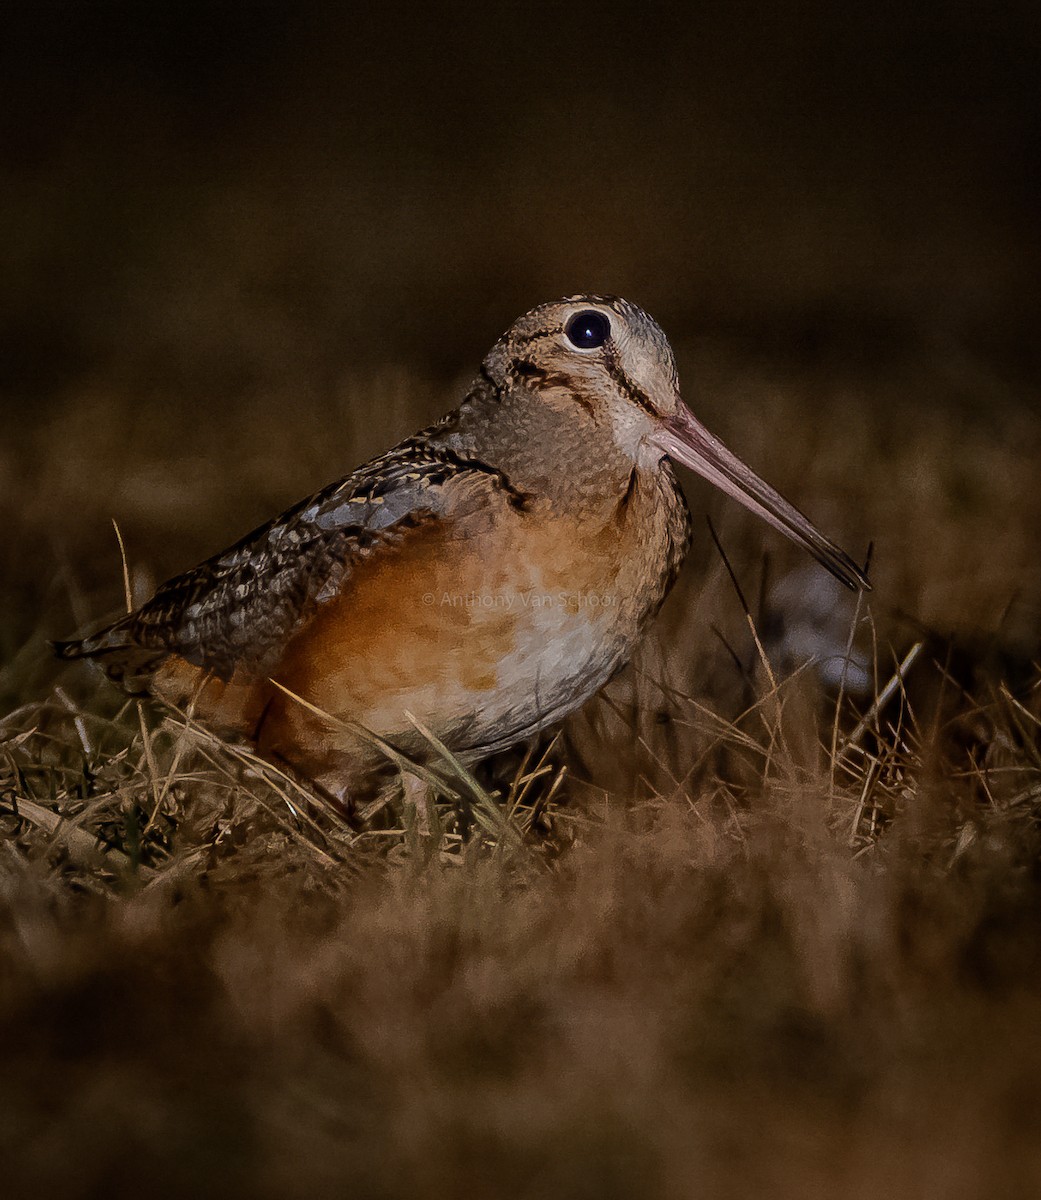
<box><xmin>565</xmin><ymin>310</ymin><xmax>611</xmax><ymax>350</ymax></box>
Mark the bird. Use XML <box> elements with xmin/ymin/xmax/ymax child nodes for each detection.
<box><xmin>56</xmin><ymin>295</ymin><xmax>869</xmax><ymax>808</ymax></box>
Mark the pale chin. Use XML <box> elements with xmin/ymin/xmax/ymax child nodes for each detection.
<box><xmin>637</xmin><ymin>434</ymin><xmax>670</xmax><ymax>470</ymax></box>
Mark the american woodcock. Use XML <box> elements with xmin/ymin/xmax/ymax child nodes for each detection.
<box><xmin>57</xmin><ymin>296</ymin><xmax>869</xmax><ymax>805</ymax></box>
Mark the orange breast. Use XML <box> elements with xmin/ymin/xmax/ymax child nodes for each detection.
<box><xmin>151</xmin><ymin>478</ymin><xmax>677</xmax><ymax>802</ymax></box>
<box><xmin>278</xmin><ymin>516</ymin><xmax>524</xmax><ymax>724</ymax></box>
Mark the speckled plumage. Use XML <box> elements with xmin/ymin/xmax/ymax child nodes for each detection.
<box><xmin>56</xmin><ymin>295</ymin><xmax>867</xmax><ymax>804</ymax></box>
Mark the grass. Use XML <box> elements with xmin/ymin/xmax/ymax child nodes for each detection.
<box><xmin>2</xmin><ymin>338</ymin><xmax>1041</xmax><ymax>1196</ymax></box>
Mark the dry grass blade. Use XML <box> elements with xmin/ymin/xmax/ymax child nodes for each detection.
<box><xmin>506</xmin><ymin>733</ymin><xmax>562</xmax><ymax>815</ymax></box>
<box><xmin>268</xmin><ymin>679</ymin><xmax>463</xmax><ymax>800</ymax></box>
<box><xmin>8</xmin><ymin>795</ymin><xmax>149</xmax><ymax>876</ymax></box>
<box><xmin>840</xmin><ymin>640</ymin><xmax>924</xmax><ymax>757</ymax></box>
<box><xmin>706</xmin><ymin>516</ymin><xmax>781</xmax><ymax>701</ymax></box>
<box><xmin>111</xmin><ymin>519</ymin><xmax>165</xmax><ymax>831</ymax></box>
<box><xmin>160</xmin><ymin>710</ymin><xmax>353</xmax><ymax>869</ymax></box>
<box><xmin>403</xmin><ymin>710</ymin><xmax>526</xmax><ymax>851</ymax></box>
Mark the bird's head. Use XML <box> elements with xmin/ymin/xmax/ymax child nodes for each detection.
<box><xmin>485</xmin><ymin>295</ymin><xmax>869</xmax><ymax>591</ymax></box>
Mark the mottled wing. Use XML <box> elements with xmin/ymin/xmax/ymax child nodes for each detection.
<box><xmin>56</xmin><ymin>434</ymin><xmax>529</xmax><ymax>687</ymax></box>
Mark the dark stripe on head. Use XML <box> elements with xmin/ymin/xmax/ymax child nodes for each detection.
<box><xmin>514</xmin><ymin>326</ymin><xmax>564</xmax><ymax>348</ymax></box>
<box><xmin>603</xmin><ymin>344</ymin><xmax>658</xmax><ymax>417</ymax></box>
<box><xmin>510</xmin><ymin>357</ymin><xmax>544</xmax><ymax>380</ymax></box>
<box><xmin>509</xmin><ymin>357</ymin><xmax>597</xmax><ymax>417</ymax></box>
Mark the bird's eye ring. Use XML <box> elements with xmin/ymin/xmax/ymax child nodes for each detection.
<box><xmin>565</xmin><ymin>310</ymin><xmax>611</xmax><ymax>350</ymax></box>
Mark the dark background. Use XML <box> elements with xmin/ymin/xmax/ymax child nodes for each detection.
<box><xmin>2</xmin><ymin>0</ymin><xmax>1039</xmax><ymax>407</ymax></box>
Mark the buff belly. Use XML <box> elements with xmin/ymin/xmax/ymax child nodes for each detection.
<box><xmin>257</xmin><ymin>518</ymin><xmax>646</xmax><ymax>797</ymax></box>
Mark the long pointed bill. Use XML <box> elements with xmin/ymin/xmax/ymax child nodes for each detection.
<box><xmin>652</xmin><ymin>404</ymin><xmax>871</xmax><ymax>592</ymax></box>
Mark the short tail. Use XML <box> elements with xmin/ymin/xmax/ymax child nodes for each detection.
<box><xmin>52</xmin><ymin>619</ymin><xmax>130</xmax><ymax>661</ymax></box>
<box><xmin>52</xmin><ymin>636</ymin><xmax>98</xmax><ymax>661</ymax></box>
<box><xmin>52</xmin><ymin>621</ymin><xmax>166</xmax><ymax>693</ymax></box>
